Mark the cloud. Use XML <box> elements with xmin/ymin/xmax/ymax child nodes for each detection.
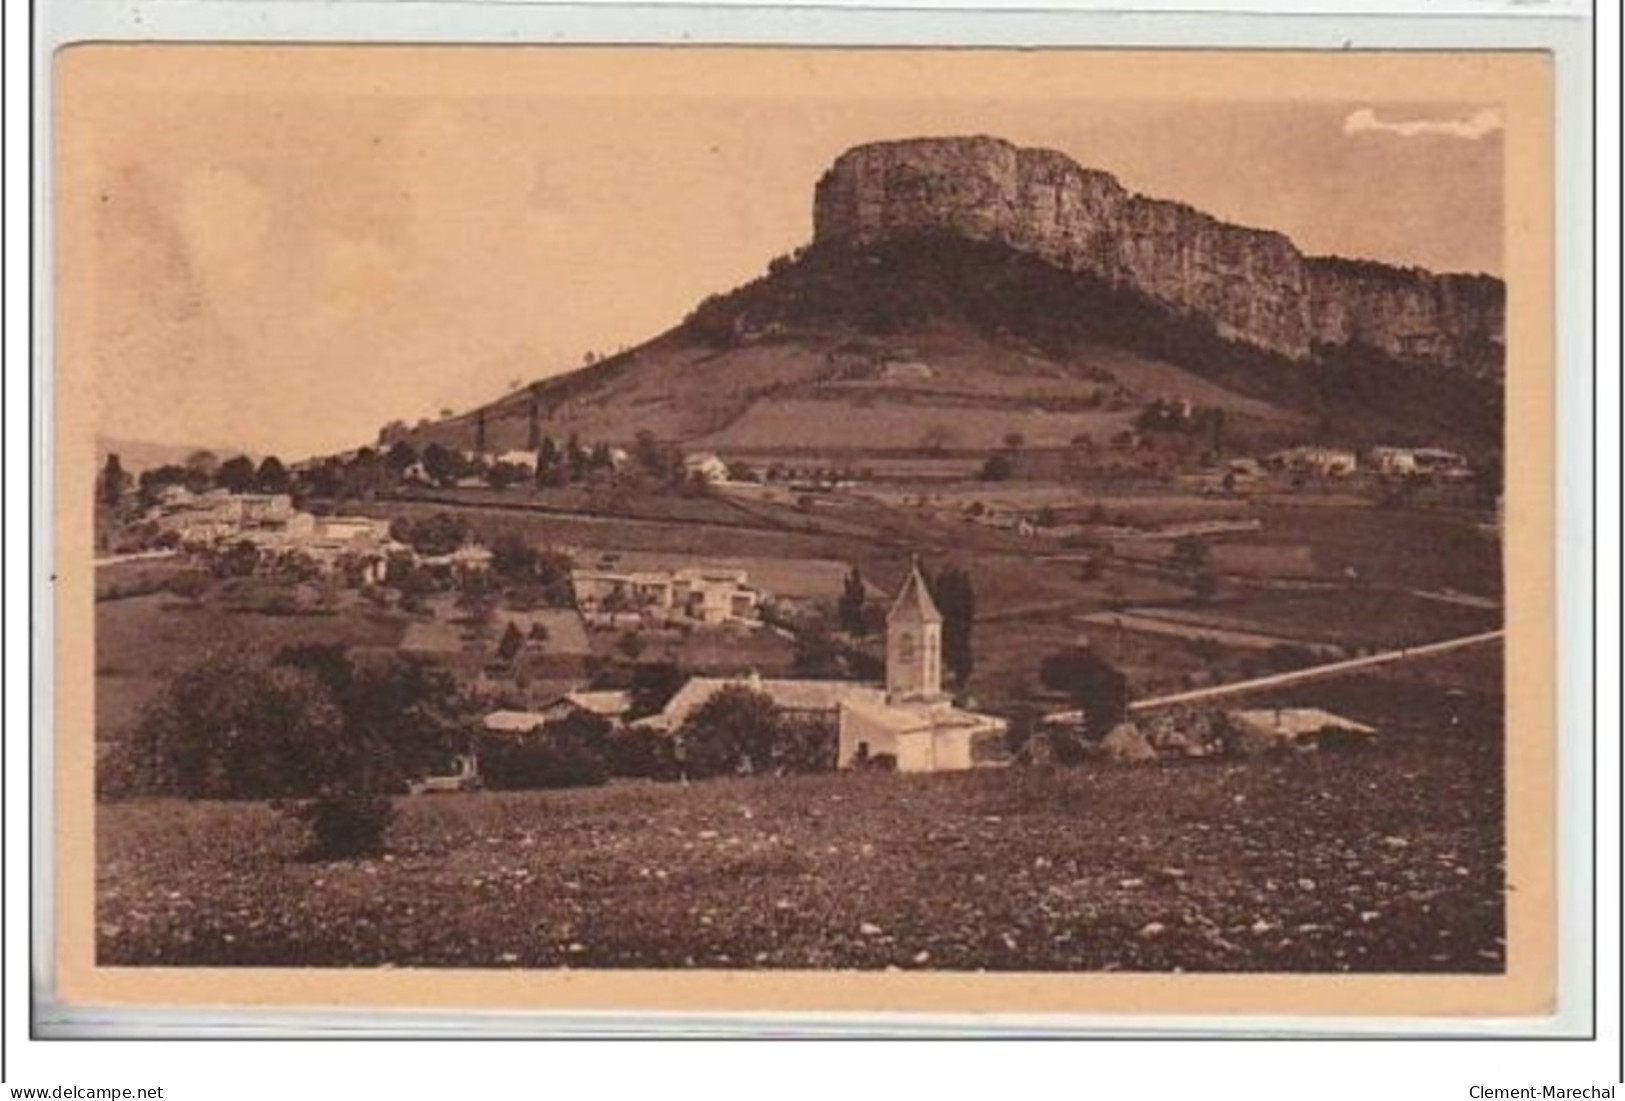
<box><xmin>1342</xmin><ymin>107</ymin><xmax>1503</xmax><ymax>140</ymax></box>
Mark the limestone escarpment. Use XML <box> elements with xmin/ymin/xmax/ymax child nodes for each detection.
<box><xmin>812</xmin><ymin>136</ymin><xmax>1504</xmax><ymax>375</ymax></box>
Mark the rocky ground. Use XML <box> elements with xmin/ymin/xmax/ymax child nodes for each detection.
<box><xmin>97</xmin><ymin>720</ymin><xmax>1504</xmax><ymax>973</ymax></box>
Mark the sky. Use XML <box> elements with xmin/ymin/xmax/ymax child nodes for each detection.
<box><xmin>56</xmin><ymin>47</ymin><xmax>1515</xmax><ymax>461</ymax></box>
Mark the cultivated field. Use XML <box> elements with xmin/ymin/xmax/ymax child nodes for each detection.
<box><xmin>97</xmin><ymin>707</ymin><xmax>1503</xmax><ymax>973</ymax></box>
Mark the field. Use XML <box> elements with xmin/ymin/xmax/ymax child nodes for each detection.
<box><xmin>96</xmin><ymin>594</ymin><xmax>410</xmax><ymax>741</ymax></box>
<box><xmin>97</xmin><ymin>694</ymin><xmax>1503</xmax><ymax>973</ymax></box>
<box><xmin>1129</xmin><ymin>591</ymin><xmax>1501</xmax><ymax>651</ymax></box>
<box><xmin>702</xmin><ymin>398</ymin><xmax>1135</xmax><ymax>451</ymax></box>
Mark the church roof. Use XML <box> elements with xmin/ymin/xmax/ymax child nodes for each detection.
<box><xmin>634</xmin><ymin>675</ymin><xmax>885</xmax><ymax>732</ymax></box>
<box><xmin>888</xmin><ymin>562</ymin><xmax>942</xmax><ymax>625</ymax></box>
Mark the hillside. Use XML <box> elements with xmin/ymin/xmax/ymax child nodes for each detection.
<box><xmin>389</xmin><ymin>137</ymin><xmax>1504</xmax><ymax>461</ymax></box>
<box><xmin>402</xmin><ymin>235</ymin><xmax>1501</xmax><ymax>458</ymax></box>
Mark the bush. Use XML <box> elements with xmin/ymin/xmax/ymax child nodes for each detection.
<box><xmin>480</xmin><ymin>735</ymin><xmax>608</xmax><ymax>790</ymax></box>
<box><xmin>284</xmin><ymin>792</ymin><xmax>395</xmax><ymax>860</ymax></box>
<box><xmin>1264</xmin><ymin>644</ymin><xmax>1318</xmax><ymax>673</ymax></box>
<box><xmin>604</xmin><ymin>727</ymin><xmax>680</xmax><ymax>780</ymax></box>
<box><xmin>479</xmin><ymin>713</ymin><xmax>612</xmax><ymax>790</ymax></box>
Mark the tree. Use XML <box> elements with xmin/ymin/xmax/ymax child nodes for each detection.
<box><xmin>565</xmin><ymin>432</ymin><xmax>587</xmax><ymax>480</ymax></box>
<box><xmin>678</xmin><ymin>685</ymin><xmax>782</xmax><ymax>778</ymax></box>
<box><xmin>628</xmin><ymin>661</ymin><xmax>685</xmax><ymax>720</ymax></box>
<box><xmin>979</xmin><ymin>454</ymin><xmax>1014</xmax><ymax>481</ymax></box>
<box><xmin>497</xmin><ymin>621</ymin><xmax>526</xmax><ymax>662</ymax></box>
<box><xmin>384</xmin><ymin>440</ymin><xmax>418</xmax><ymax>473</ymax></box>
<box><xmin>122</xmin><ymin>653</ymin><xmax>348</xmax><ymax>800</ymax></box>
<box><xmin>791</xmin><ymin>622</ymin><xmax>843</xmax><ymax>678</ymax></box>
<box><xmin>217</xmin><ymin>455</ymin><xmax>257</xmax><ymax>493</ymax></box>
<box><xmin>930</xmin><ymin>566</ymin><xmax>976</xmax><ymax>686</ymax></box>
<box><xmin>487</xmin><ymin>461</ymin><xmax>527</xmax><ymax>490</ymax></box>
<box><xmin>274</xmin><ymin>646</ymin><xmax>469</xmax><ymax>788</ymax></box>
<box><xmin>390</xmin><ymin>512</ymin><xmax>471</xmax><ymax>557</ymax></box>
<box><xmin>213</xmin><ymin>539</ymin><xmax>261</xmax><ymax>579</ymax></box>
<box><xmin>632</xmin><ymin>429</ymin><xmax>663</xmax><ymax>477</ymax></box>
<box><xmin>480</xmin><ymin>712</ymin><xmax>609</xmax><ymax>790</ymax></box>
<box><xmin>837</xmin><ymin>566</ymin><xmax>869</xmax><ymax>636</ymax></box>
<box><xmin>1039</xmin><ymin>646</ymin><xmax>1130</xmax><ymax>737</ymax></box>
<box><xmin>421</xmin><ymin>443</ymin><xmax>460</xmax><ymax>485</ymax></box>
<box><xmin>184</xmin><ymin>449</ymin><xmax>220</xmax><ymax>481</ymax></box>
<box><xmin>617</xmin><ymin>632</ymin><xmax>647</xmax><ymax>662</ymax></box>
<box><xmin>100</xmin><ymin>454</ymin><xmax>128</xmax><ymax>509</ymax></box>
<box><xmin>255</xmin><ymin>455</ymin><xmax>290</xmax><ymax>494</ymax></box>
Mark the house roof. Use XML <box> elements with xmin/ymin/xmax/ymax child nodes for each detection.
<box><xmin>639</xmin><ymin>675</ymin><xmax>885</xmax><ymax>732</ymax></box>
<box><xmin>483</xmin><ymin>710</ymin><xmax>551</xmax><ymax>733</ymax></box>
<box><xmin>888</xmin><ymin>562</ymin><xmax>942</xmax><ymax>625</ymax></box>
<box><xmin>563</xmin><ymin>690</ymin><xmax>632</xmax><ymax>717</ymax></box>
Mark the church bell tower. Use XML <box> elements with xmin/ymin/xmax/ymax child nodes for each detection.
<box><xmin>886</xmin><ymin>559</ymin><xmax>943</xmax><ymax>703</ymax></box>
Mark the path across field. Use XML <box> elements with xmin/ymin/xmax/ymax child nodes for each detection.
<box><xmin>1129</xmin><ymin>629</ymin><xmax>1505</xmax><ymax>712</ymax></box>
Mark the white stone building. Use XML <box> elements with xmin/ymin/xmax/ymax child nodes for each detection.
<box><xmin>834</xmin><ymin>563</ymin><xmax>1007</xmax><ymax>772</ymax></box>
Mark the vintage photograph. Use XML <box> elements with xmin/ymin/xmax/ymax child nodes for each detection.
<box><xmin>57</xmin><ymin>46</ymin><xmax>1552</xmax><ymax>1002</ymax></box>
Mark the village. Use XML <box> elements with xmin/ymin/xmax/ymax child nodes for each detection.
<box><xmin>93</xmin><ymin>416</ymin><xmax>1500</xmax><ymax>805</ymax></box>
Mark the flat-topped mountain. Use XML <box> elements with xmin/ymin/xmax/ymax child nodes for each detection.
<box><xmin>391</xmin><ymin>136</ymin><xmax>1506</xmax><ymax>460</ymax></box>
<box><xmin>814</xmin><ymin>136</ymin><xmax>1504</xmax><ymax>376</ymax></box>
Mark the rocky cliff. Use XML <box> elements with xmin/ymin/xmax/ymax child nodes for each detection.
<box><xmin>813</xmin><ymin>136</ymin><xmax>1504</xmax><ymax>375</ymax></box>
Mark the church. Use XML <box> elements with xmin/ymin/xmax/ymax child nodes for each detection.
<box><xmin>834</xmin><ymin>562</ymin><xmax>1008</xmax><ymax>773</ymax></box>
<box><xmin>631</xmin><ymin>559</ymin><xmax>1007</xmax><ymax>773</ymax></box>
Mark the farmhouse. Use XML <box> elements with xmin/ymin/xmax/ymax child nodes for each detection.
<box><xmin>636</xmin><ymin>674</ymin><xmax>882</xmax><ymax>735</ymax></box>
<box><xmin>535</xmin><ymin>689</ymin><xmax>633</xmax><ymax>726</ymax></box>
<box><xmin>572</xmin><ymin>565</ymin><xmax>760</xmax><ymax>626</ymax></box>
<box><xmin>1267</xmin><ymin>447</ymin><xmax>1358</xmax><ymax>477</ymax></box>
<box><xmin>682</xmin><ymin>452</ymin><xmax>731</xmax><ymax>485</ymax></box>
<box><xmin>1368</xmin><ymin>445</ymin><xmax>1472</xmax><ymax>479</ymax></box>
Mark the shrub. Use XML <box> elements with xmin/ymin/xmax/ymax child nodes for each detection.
<box><xmin>284</xmin><ymin>792</ymin><xmax>395</xmax><ymax>860</ymax></box>
<box><xmin>1264</xmin><ymin>644</ymin><xmax>1318</xmax><ymax>673</ymax></box>
<box><xmin>1038</xmin><ymin>647</ymin><xmax>1130</xmax><ymax>737</ymax></box>
<box><xmin>604</xmin><ymin>727</ymin><xmax>680</xmax><ymax>780</ymax></box>
<box><xmin>480</xmin><ymin>735</ymin><xmax>608</xmax><ymax>790</ymax></box>
<box><xmin>164</xmin><ymin>569</ymin><xmax>210</xmax><ymax>604</ymax></box>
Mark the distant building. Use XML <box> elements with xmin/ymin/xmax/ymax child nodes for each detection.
<box><xmin>1367</xmin><ymin>446</ymin><xmax>1471</xmax><ymax>479</ymax></box>
<box><xmin>485</xmin><ymin>691</ymin><xmax>631</xmax><ymax>735</ymax></box>
<box><xmin>835</xmin><ymin>561</ymin><xmax>1007</xmax><ymax>773</ymax></box>
<box><xmin>682</xmin><ymin>452</ymin><xmax>731</xmax><ymax>484</ymax></box>
<box><xmin>572</xmin><ymin>565</ymin><xmax>759</xmax><ymax>626</ymax></box>
<box><xmin>1267</xmin><ymin>447</ymin><xmax>1358</xmax><ymax>477</ymax></box>
<box><xmin>636</xmin><ymin>673</ymin><xmax>883</xmax><ymax>736</ymax></box>
<box><xmin>1368</xmin><ymin>446</ymin><xmax>1420</xmax><ymax>475</ymax></box>
<box><xmin>878</xmin><ymin>360</ymin><xmax>935</xmax><ymax>381</ymax></box>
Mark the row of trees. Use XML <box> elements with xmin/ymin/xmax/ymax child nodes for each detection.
<box><xmin>101</xmin><ymin>451</ymin><xmax>294</xmax><ymax>511</ymax></box>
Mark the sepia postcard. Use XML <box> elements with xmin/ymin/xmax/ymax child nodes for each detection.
<box><xmin>52</xmin><ymin>44</ymin><xmax>1556</xmax><ymax>1022</ymax></box>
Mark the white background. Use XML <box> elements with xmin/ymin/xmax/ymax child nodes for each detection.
<box><xmin>4</xmin><ymin>1</ymin><xmax>1619</xmax><ymax>1096</ymax></box>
